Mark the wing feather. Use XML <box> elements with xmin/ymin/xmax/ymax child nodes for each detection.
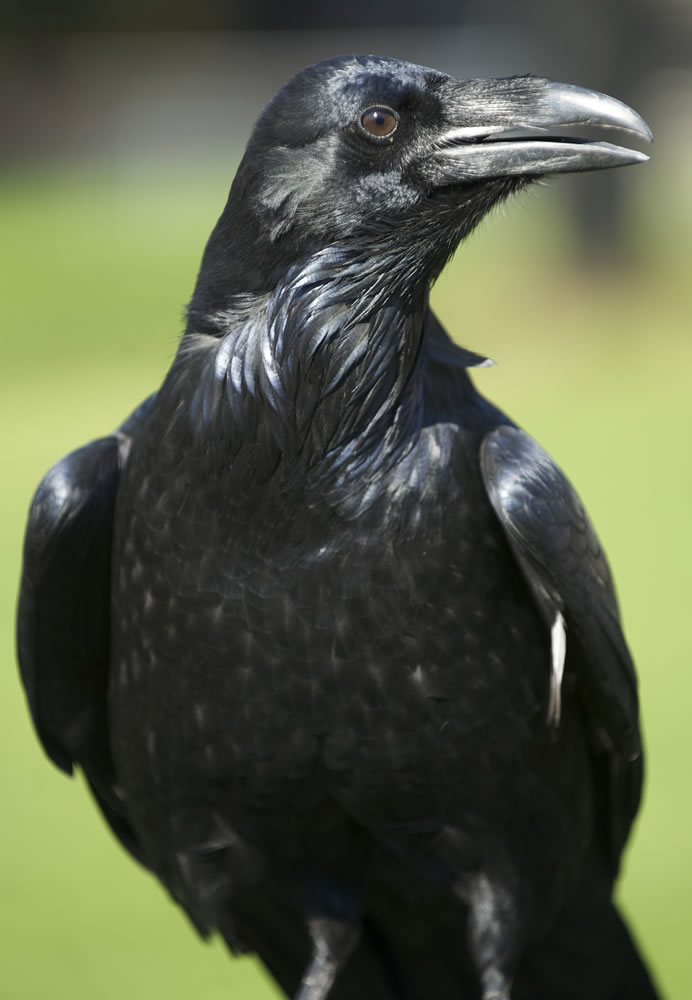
<box><xmin>480</xmin><ymin>425</ymin><xmax>642</xmax><ymax>869</ymax></box>
<box><xmin>16</xmin><ymin>395</ymin><xmax>156</xmax><ymax>861</ymax></box>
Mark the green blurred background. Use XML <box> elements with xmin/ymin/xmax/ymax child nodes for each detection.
<box><xmin>2</xmin><ymin>20</ymin><xmax>691</xmax><ymax>1000</ymax></box>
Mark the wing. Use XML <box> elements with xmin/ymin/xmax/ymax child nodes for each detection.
<box><xmin>480</xmin><ymin>425</ymin><xmax>642</xmax><ymax>869</ymax></box>
<box><xmin>17</xmin><ymin>395</ymin><xmax>155</xmax><ymax>862</ymax></box>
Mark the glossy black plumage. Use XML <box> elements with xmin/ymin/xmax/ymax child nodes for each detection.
<box><xmin>18</xmin><ymin>55</ymin><xmax>658</xmax><ymax>999</ymax></box>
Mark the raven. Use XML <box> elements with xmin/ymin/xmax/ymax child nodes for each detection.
<box><xmin>18</xmin><ymin>56</ymin><xmax>657</xmax><ymax>1000</ymax></box>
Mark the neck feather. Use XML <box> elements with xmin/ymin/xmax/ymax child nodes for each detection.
<box><xmin>177</xmin><ymin>245</ymin><xmax>428</xmax><ymax>491</ymax></box>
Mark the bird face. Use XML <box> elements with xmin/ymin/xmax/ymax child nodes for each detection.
<box><xmin>243</xmin><ymin>55</ymin><xmax>649</xmax><ymax>234</ymax></box>
<box><xmin>197</xmin><ymin>55</ymin><xmax>650</xmax><ymax>303</ymax></box>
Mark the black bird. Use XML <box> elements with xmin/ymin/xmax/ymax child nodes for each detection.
<box><xmin>18</xmin><ymin>56</ymin><xmax>658</xmax><ymax>1000</ymax></box>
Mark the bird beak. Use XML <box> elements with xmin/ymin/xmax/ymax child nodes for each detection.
<box><xmin>426</xmin><ymin>77</ymin><xmax>652</xmax><ymax>183</ymax></box>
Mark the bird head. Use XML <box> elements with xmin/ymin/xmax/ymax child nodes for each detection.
<box><xmin>190</xmin><ymin>55</ymin><xmax>651</xmax><ymax>324</ymax></box>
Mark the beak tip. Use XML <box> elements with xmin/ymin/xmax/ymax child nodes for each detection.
<box><xmin>629</xmin><ymin>116</ymin><xmax>654</xmax><ymax>144</ymax></box>
<box><xmin>545</xmin><ymin>81</ymin><xmax>653</xmax><ymax>146</ymax></box>
<box><xmin>618</xmin><ymin>110</ymin><xmax>653</xmax><ymax>146</ymax></box>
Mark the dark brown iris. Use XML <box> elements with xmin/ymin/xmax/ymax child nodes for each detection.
<box><xmin>360</xmin><ymin>107</ymin><xmax>398</xmax><ymax>138</ymax></box>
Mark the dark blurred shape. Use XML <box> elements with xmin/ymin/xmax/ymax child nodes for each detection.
<box><xmin>2</xmin><ymin>0</ymin><xmax>466</xmax><ymax>30</ymax></box>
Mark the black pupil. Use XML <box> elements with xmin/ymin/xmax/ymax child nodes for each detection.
<box><xmin>362</xmin><ymin>108</ymin><xmax>396</xmax><ymax>137</ymax></box>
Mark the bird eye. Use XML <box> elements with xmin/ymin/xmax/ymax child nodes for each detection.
<box><xmin>360</xmin><ymin>106</ymin><xmax>398</xmax><ymax>139</ymax></box>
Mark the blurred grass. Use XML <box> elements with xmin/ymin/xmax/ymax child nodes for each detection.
<box><xmin>2</xmin><ymin>163</ymin><xmax>690</xmax><ymax>999</ymax></box>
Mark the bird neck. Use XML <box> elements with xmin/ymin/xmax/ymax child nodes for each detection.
<box><xmin>181</xmin><ymin>245</ymin><xmax>429</xmax><ymax>491</ymax></box>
